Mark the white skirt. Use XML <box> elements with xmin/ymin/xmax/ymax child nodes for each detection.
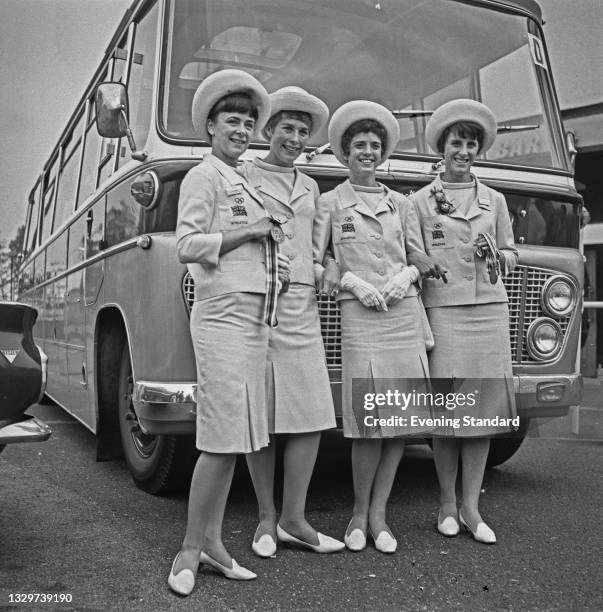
<box><xmin>190</xmin><ymin>293</ymin><xmax>269</xmax><ymax>453</ymax></box>
<box><xmin>340</xmin><ymin>296</ymin><xmax>432</xmax><ymax>438</ymax></box>
<box><xmin>266</xmin><ymin>284</ymin><xmax>336</xmax><ymax>434</ymax></box>
<box><xmin>427</xmin><ymin>302</ymin><xmax>517</xmax><ymax>437</ymax></box>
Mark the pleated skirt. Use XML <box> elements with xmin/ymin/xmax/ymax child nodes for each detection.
<box><xmin>190</xmin><ymin>292</ymin><xmax>269</xmax><ymax>453</ymax></box>
<box><xmin>266</xmin><ymin>283</ymin><xmax>336</xmax><ymax>434</ymax></box>
<box><xmin>427</xmin><ymin>302</ymin><xmax>517</xmax><ymax>437</ymax></box>
<box><xmin>341</xmin><ymin>296</ymin><xmax>432</xmax><ymax>438</ymax></box>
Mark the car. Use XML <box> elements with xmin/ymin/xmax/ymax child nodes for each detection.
<box><xmin>0</xmin><ymin>302</ymin><xmax>51</xmax><ymax>454</ymax></box>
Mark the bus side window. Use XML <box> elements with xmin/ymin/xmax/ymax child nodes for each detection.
<box><xmin>127</xmin><ymin>1</ymin><xmax>159</xmax><ymax>156</ymax></box>
<box><xmin>40</xmin><ymin>159</ymin><xmax>58</xmax><ymax>245</ymax></box>
<box><xmin>105</xmin><ymin>180</ymin><xmax>140</xmax><ymax>248</ymax></box>
<box><xmin>46</xmin><ymin>234</ymin><xmax>67</xmax><ymax>281</ymax></box>
<box><xmin>68</xmin><ymin>215</ymin><xmax>88</xmax><ymax>269</ymax></box>
<box><xmin>34</xmin><ymin>251</ymin><xmax>46</xmax><ymax>286</ymax></box>
<box><xmin>25</xmin><ymin>190</ymin><xmax>41</xmax><ymax>257</ymax></box>
<box><xmin>87</xmin><ymin>198</ymin><xmax>106</xmax><ymax>258</ymax></box>
<box><xmin>79</xmin><ymin>101</ymin><xmax>104</xmax><ymax>208</ymax></box>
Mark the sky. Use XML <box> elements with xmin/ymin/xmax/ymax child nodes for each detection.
<box><xmin>0</xmin><ymin>0</ymin><xmax>601</xmax><ymax>248</ymax></box>
<box><xmin>0</xmin><ymin>0</ymin><xmax>130</xmax><ymax>246</ymax></box>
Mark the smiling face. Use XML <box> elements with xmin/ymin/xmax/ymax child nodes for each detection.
<box><xmin>207</xmin><ymin>111</ymin><xmax>255</xmax><ymax>166</ymax></box>
<box><xmin>441</xmin><ymin>129</ymin><xmax>479</xmax><ymax>183</ymax></box>
<box><xmin>344</xmin><ymin>131</ymin><xmax>383</xmax><ymax>186</ymax></box>
<box><xmin>264</xmin><ymin>113</ymin><xmax>312</xmax><ymax>167</ymax></box>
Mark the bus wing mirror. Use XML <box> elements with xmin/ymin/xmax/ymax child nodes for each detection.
<box><xmin>95</xmin><ymin>82</ymin><xmax>129</xmax><ymax>138</ymax></box>
<box><xmin>95</xmin><ymin>82</ymin><xmax>147</xmax><ymax>161</ymax></box>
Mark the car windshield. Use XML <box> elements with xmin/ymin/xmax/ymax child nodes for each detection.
<box><xmin>160</xmin><ymin>0</ymin><xmax>568</xmax><ymax>171</ymax></box>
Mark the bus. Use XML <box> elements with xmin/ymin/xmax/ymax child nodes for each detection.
<box><xmin>18</xmin><ymin>0</ymin><xmax>583</xmax><ymax>494</ymax></box>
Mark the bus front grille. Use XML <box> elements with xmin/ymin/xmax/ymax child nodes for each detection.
<box><xmin>182</xmin><ymin>264</ymin><xmax>573</xmax><ymax>372</ymax></box>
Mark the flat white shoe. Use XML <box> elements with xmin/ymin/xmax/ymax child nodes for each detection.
<box><xmin>437</xmin><ymin>512</ymin><xmax>460</xmax><ymax>537</ymax></box>
<box><xmin>167</xmin><ymin>553</ymin><xmax>195</xmax><ymax>596</ymax></box>
<box><xmin>276</xmin><ymin>524</ymin><xmax>345</xmax><ymax>553</ymax></box>
<box><xmin>344</xmin><ymin>520</ymin><xmax>366</xmax><ymax>552</ymax></box>
<box><xmin>371</xmin><ymin>530</ymin><xmax>397</xmax><ymax>554</ymax></box>
<box><xmin>252</xmin><ymin>533</ymin><xmax>277</xmax><ymax>558</ymax></box>
<box><xmin>459</xmin><ymin>511</ymin><xmax>496</xmax><ymax>544</ymax></box>
<box><xmin>199</xmin><ymin>551</ymin><xmax>257</xmax><ymax>580</ymax></box>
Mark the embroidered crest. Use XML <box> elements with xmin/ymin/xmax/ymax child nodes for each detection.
<box><xmin>230</xmin><ymin>205</ymin><xmax>247</xmax><ymax>217</ymax></box>
<box><xmin>432</xmin><ymin>229</ymin><xmax>444</xmax><ymax>240</ymax></box>
<box><xmin>344</xmin><ymin>215</ymin><xmax>354</xmax><ymax>222</ymax></box>
<box><xmin>1</xmin><ymin>349</ymin><xmax>19</xmax><ymax>364</ymax></box>
<box><xmin>341</xmin><ymin>222</ymin><xmax>355</xmax><ymax>233</ymax></box>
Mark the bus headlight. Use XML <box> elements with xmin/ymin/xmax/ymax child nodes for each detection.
<box><xmin>541</xmin><ymin>275</ymin><xmax>576</xmax><ymax>318</ymax></box>
<box><xmin>526</xmin><ymin>317</ymin><xmax>563</xmax><ymax>361</ymax></box>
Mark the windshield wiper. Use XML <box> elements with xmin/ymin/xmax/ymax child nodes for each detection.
<box><xmin>497</xmin><ymin>124</ymin><xmax>540</xmax><ymax>132</ymax></box>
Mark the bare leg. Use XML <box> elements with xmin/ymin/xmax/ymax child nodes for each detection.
<box><xmin>432</xmin><ymin>437</ymin><xmax>461</xmax><ymax>519</ymax></box>
<box><xmin>245</xmin><ymin>439</ymin><xmax>277</xmax><ymax>540</ymax></box>
<box><xmin>348</xmin><ymin>439</ymin><xmax>382</xmax><ymax>534</ymax></box>
<box><xmin>279</xmin><ymin>432</ymin><xmax>322</xmax><ymax>544</ymax></box>
<box><xmin>174</xmin><ymin>451</ymin><xmax>237</xmax><ymax>573</ymax></box>
<box><xmin>459</xmin><ymin>437</ymin><xmax>490</xmax><ymax>526</ymax></box>
<box><xmin>368</xmin><ymin>438</ymin><xmax>405</xmax><ymax>535</ymax></box>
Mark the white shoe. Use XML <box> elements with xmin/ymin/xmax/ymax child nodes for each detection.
<box><xmin>437</xmin><ymin>511</ymin><xmax>460</xmax><ymax>537</ymax></box>
<box><xmin>167</xmin><ymin>553</ymin><xmax>195</xmax><ymax>596</ymax></box>
<box><xmin>371</xmin><ymin>530</ymin><xmax>397</xmax><ymax>554</ymax></box>
<box><xmin>276</xmin><ymin>524</ymin><xmax>345</xmax><ymax>553</ymax></box>
<box><xmin>344</xmin><ymin>520</ymin><xmax>366</xmax><ymax>552</ymax></box>
<box><xmin>252</xmin><ymin>531</ymin><xmax>277</xmax><ymax>558</ymax></box>
<box><xmin>199</xmin><ymin>551</ymin><xmax>257</xmax><ymax>580</ymax></box>
<box><xmin>459</xmin><ymin>511</ymin><xmax>496</xmax><ymax>544</ymax></box>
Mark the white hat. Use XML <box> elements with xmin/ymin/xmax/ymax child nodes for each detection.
<box><xmin>328</xmin><ymin>100</ymin><xmax>400</xmax><ymax>166</ymax></box>
<box><xmin>191</xmin><ymin>69</ymin><xmax>270</xmax><ymax>142</ymax></box>
<box><xmin>262</xmin><ymin>86</ymin><xmax>329</xmax><ymax>145</ymax></box>
<box><xmin>425</xmin><ymin>99</ymin><xmax>497</xmax><ymax>154</ymax></box>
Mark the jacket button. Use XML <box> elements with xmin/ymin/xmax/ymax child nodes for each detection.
<box><xmin>464</xmin><ymin>256</ymin><xmax>471</xmax><ymax>262</ymax></box>
<box><xmin>462</xmin><ymin>238</ymin><xmax>470</xmax><ymax>243</ymax></box>
<box><xmin>285</xmin><ymin>213</ymin><xmax>293</xmax><ymax>219</ymax></box>
<box><xmin>378</xmin><ymin>270</ymin><xmax>385</xmax><ymax>275</ymax></box>
<box><xmin>288</xmin><ymin>253</ymin><xmax>296</xmax><ymax>260</ymax></box>
<box><xmin>374</xmin><ymin>251</ymin><xmax>383</xmax><ymax>258</ymax></box>
<box><xmin>466</xmin><ymin>274</ymin><xmax>473</xmax><ymax>280</ymax></box>
<box><xmin>286</xmin><ymin>233</ymin><xmax>293</xmax><ymax>239</ymax></box>
<box><xmin>374</xmin><ymin>234</ymin><xmax>382</xmax><ymax>240</ymax></box>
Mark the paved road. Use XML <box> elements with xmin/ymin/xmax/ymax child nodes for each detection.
<box><xmin>1</xmin><ymin>400</ymin><xmax>602</xmax><ymax>612</ymax></box>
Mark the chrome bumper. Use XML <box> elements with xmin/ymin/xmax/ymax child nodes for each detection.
<box><xmin>132</xmin><ymin>381</ymin><xmax>197</xmax><ymax>435</ymax></box>
<box><xmin>515</xmin><ymin>373</ymin><xmax>583</xmax><ymax>416</ymax></box>
<box><xmin>131</xmin><ymin>373</ymin><xmax>583</xmax><ymax>436</ymax></box>
<box><xmin>0</xmin><ymin>415</ymin><xmax>52</xmax><ymax>447</ymax></box>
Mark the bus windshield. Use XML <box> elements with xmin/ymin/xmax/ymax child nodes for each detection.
<box><xmin>160</xmin><ymin>0</ymin><xmax>568</xmax><ymax>171</ymax></box>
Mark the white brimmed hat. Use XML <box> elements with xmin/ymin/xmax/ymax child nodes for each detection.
<box><xmin>191</xmin><ymin>69</ymin><xmax>270</xmax><ymax>142</ymax></box>
<box><xmin>425</xmin><ymin>99</ymin><xmax>497</xmax><ymax>154</ymax></box>
<box><xmin>262</xmin><ymin>86</ymin><xmax>329</xmax><ymax>145</ymax></box>
<box><xmin>328</xmin><ymin>100</ymin><xmax>400</xmax><ymax>166</ymax></box>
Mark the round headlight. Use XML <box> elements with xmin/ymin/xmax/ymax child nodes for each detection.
<box><xmin>541</xmin><ymin>275</ymin><xmax>576</xmax><ymax>318</ymax></box>
<box><xmin>526</xmin><ymin>317</ymin><xmax>562</xmax><ymax>361</ymax></box>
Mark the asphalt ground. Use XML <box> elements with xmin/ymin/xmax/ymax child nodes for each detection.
<box><xmin>1</xmin><ymin>385</ymin><xmax>602</xmax><ymax>612</ymax></box>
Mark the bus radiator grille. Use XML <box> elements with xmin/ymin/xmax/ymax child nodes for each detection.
<box><xmin>182</xmin><ymin>265</ymin><xmax>572</xmax><ymax>372</ymax></box>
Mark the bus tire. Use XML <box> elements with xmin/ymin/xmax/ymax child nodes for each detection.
<box><xmin>117</xmin><ymin>343</ymin><xmax>196</xmax><ymax>495</ymax></box>
<box><xmin>486</xmin><ymin>425</ymin><xmax>528</xmax><ymax>468</ymax></box>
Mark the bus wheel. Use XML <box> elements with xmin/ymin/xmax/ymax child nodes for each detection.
<box><xmin>486</xmin><ymin>423</ymin><xmax>529</xmax><ymax>468</ymax></box>
<box><xmin>117</xmin><ymin>344</ymin><xmax>195</xmax><ymax>495</ymax></box>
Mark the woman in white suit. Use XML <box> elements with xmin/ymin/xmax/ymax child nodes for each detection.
<box><xmin>409</xmin><ymin>99</ymin><xmax>518</xmax><ymax>544</ymax></box>
<box><xmin>168</xmin><ymin>69</ymin><xmax>288</xmax><ymax>595</ymax></box>
<box><xmin>314</xmin><ymin>101</ymin><xmax>433</xmax><ymax>554</ymax></box>
<box><xmin>243</xmin><ymin>86</ymin><xmax>343</xmax><ymax>556</ymax></box>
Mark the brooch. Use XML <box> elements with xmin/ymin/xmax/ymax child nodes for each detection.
<box><xmin>430</xmin><ymin>186</ymin><xmax>456</xmax><ymax>215</ymax></box>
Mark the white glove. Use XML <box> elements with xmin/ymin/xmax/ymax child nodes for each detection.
<box><xmin>382</xmin><ymin>265</ymin><xmax>420</xmax><ymax>305</ymax></box>
<box><xmin>340</xmin><ymin>272</ymin><xmax>388</xmax><ymax>311</ymax></box>
<box><xmin>277</xmin><ymin>252</ymin><xmax>291</xmax><ymax>284</ymax></box>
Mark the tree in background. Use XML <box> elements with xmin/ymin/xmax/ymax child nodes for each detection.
<box><xmin>0</xmin><ymin>225</ymin><xmax>25</xmax><ymax>300</ymax></box>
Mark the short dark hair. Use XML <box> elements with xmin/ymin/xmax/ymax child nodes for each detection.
<box><xmin>265</xmin><ymin>110</ymin><xmax>313</xmax><ymax>134</ymax></box>
<box><xmin>208</xmin><ymin>92</ymin><xmax>259</xmax><ymax>123</ymax></box>
<box><xmin>341</xmin><ymin>119</ymin><xmax>387</xmax><ymax>157</ymax></box>
<box><xmin>436</xmin><ymin>120</ymin><xmax>484</xmax><ymax>154</ymax></box>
